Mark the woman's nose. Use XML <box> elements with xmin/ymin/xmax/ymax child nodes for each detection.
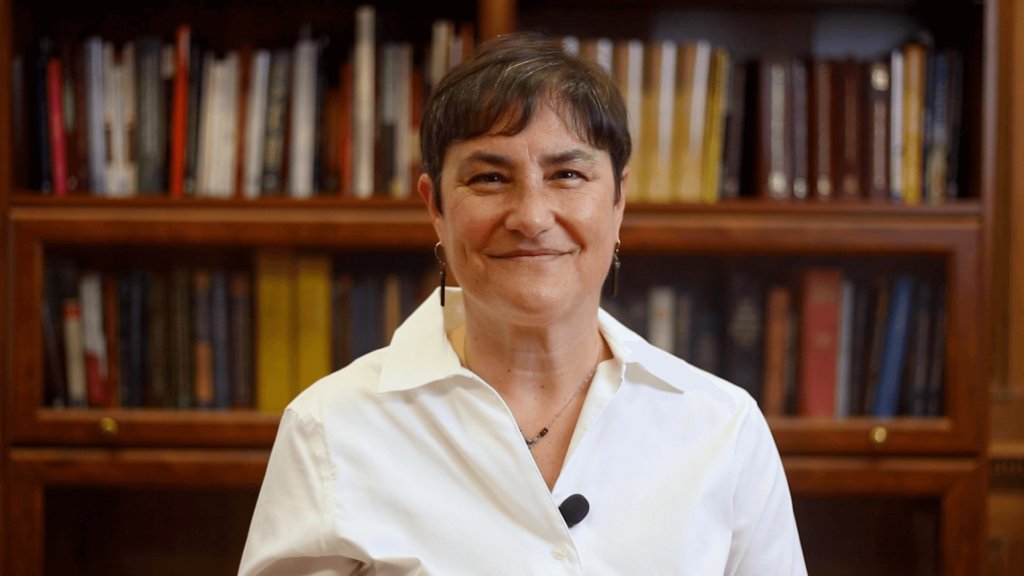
<box><xmin>503</xmin><ymin>178</ymin><xmax>556</xmax><ymax>238</ymax></box>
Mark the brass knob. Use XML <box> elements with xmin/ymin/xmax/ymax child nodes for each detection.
<box><xmin>870</xmin><ymin>426</ymin><xmax>888</xmax><ymax>445</ymax></box>
<box><xmin>99</xmin><ymin>417</ymin><xmax>119</xmax><ymax>437</ymax></box>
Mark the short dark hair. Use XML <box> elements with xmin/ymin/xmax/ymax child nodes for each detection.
<box><xmin>420</xmin><ymin>33</ymin><xmax>632</xmax><ymax>213</ymax></box>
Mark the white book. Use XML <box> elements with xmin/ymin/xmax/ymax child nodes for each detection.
<box><xmin>102</xmin><ymin>43</ymin><xmax>125</xmax><ymax>197</ymax></box>
<box><xmin>595</xmin><ymin>38</ymin><xmax>613</xmax><ymax>75</ymax></box>
<box><xmin>196</xmin><ymin>51</ymin><xmax>216</xmax><ymax>196</ymax></box>
<box><xmin>79</xmin><ymin>273</ymin><xmax>108</xmax><ymax>385</ymax></box>
<box><xmin>392</xmin><ymin>44</ymin><xmax>413</xmax><ymax>199</ymax></box>
<box><xmin>648</xmin><ymin>41</ymin><xmax>677</xmax><ymax>202</ymax></box>
<box><xmin>244</xmin><ymin>51</ymin><xmax>271</xmax><ymax>199</ymax></box>
<box><xmin>890</xmin><ymin>49</ymin><xmax>905</xmax><ymax>203</ymax></box>
<box><xmin>214</xmin><ymin>52</ymin><xmax>240</xmax><ymax>197</ymax></box>
<box><xmin>83</xmin><ymin>37</ymin><xmax>107</xmax><ymax>194</ymax></box>
<box><xmin>647</xmin><ymin>286</ymin><xmax>677</xmax><ymax>352</ymax></box>
<box><xmin>562</xmin><ymin>36</ymin><xmax>580</xmax><ymax>56</ymax></box>
<box><xmin>62</xmin><ymin>299</ymin><xmax>87</xmax><ymax>408</ymax></box>
<box><xmin>683</xmin><ymin>40</ymin><xmax>713</xmax><ymax>202</ymax></box>
<box><xmin>835</xmin><ymin>280</ymin><xmax>856</xmax><ymax>418</ymax></box>
<box><xmin>429</xmin><ymin>19</ymin><xmax>452</xmax><ymax>91</ymax></box>
<box><xmin>120</xmin><ymin>42</ymin><xmax>137</xmax><ymax>194</ymax></box>
<box><xmin>289</xmin><ymin>39</ymin><xmax>319</xmax><ymax>199</ymax></box>
<box><xmin>625</xmin><ymin>40</ymin><xmax>643</xmax><ymax>157</ymax></box>
<box><xmin>353</xmin><ymin>6</ymin><xmax>376</xmax><ymax>198</ymax></box>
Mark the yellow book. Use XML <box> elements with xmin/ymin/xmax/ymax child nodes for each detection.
<box><xmin>296</xmin><ymin>254</ymin><xmax>333</xmax><ymax>394</ymax></box>
<box><xmin>636</xmin><ymin>44</ymin><xmax>663</xmax><ymax>202</ymax></box>
<box><xmin>256</xmin><ymin>250</ymin><xmax>296</xmax><ymax>413</ymax></box>
<box><xmin>701</xmin><ymin>49</ymin><xmax>730</xmax><ymax>204</ymax></box>
<box><xmin>671</xmin><ymin>44</ymin><xmax>697</xmax><ymax>200</ymax></box>
<box><xmin>677</xmin><ymin>41</ymin><xmax>711</xmax><ymax>202</ymax></box>
<box><xmin>613</xmin><ymin>40</ymin><xmax>643</xmax><ymax>202</ymax></box>
<box><xmin>902</xmin><ymin>44</ymin><xmax>926</xmax><ymax>205</ymax></box>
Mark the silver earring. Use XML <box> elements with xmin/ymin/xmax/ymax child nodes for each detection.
<box><xmin>435</xmin><ymin>242</ymin><xmax>447</xmax><ymax>307</ymax></box>
<box><xmin>612</xmin><ymin>241</ymin><xmax>621</xmax><ymax>297</ymax></box>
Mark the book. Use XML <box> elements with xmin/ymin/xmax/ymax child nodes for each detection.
<box><xmin>332</xmin><ymin>272</ymin><xmax>354</xmax><ymax>370</ymax></box>
<box><xmin>672</xmin><ymin>41</ymin><xmax>710</xmax><ymax>203</ymax></box>
<box><xmin>644</xmin><ymin>41</ymin><xmax>676</xmax><ymax>202</ymax></box>
<box><xmin>256</xmin><ymin>251</ymin><xmax>296</xmax><ymax>412</ymax></box>
<box><xmin>43</xmin><ymin>259</ymin><xmax>76</xmax><ymax>407</ymax></box>
<box><xmin>720</xmin><ymin>61</ymin><xmax>747</xmax><ymax>199</ymax></box>
<box><xmin>169</xmin><ymin>26</ymin><xmax>191</xmax><ymax>197</ymax></box>
<box><xmin>119</xmin><ymin>270</ymin><xmax>147</xmax><ymax>407</ymax></box>
<box><xmin>261</xmin><ymin>50</ymin><xmax>290</xmax><ymax>195</ymax></box>
<box><xmin>861</xmin><ymin>276</ymin><xmax>890</xmax><ymax>413</ymax></box>
<box><xmin>193</xmin><ymin>269</ymin><xmax>215</xmax><ymax>408</ymax></box>
<box><xmin>377</xmin><ymin>44</ymin><xmax>397</xmax><ymax>197</ymax></box>
<box><xmin>873</xmin><ymin>275</ymin><xmax>915</xmax><ymax>417</ymax></box>
<box><xmin>391</xmin><ymin>43</ymin><xmax>413</xmax><ymax>199</ymax></box>
<box><xmin>758</xmin><ymin>58</ymin><xmax>791</xmax><ymax>199</ymax></box>
<box><xmin>925</xmin><ymin>52</ymin><xmax>950</xmax><ymax>205</ymax></box>
<box><xmin>352</xmin><ymin>5</ymin><xmax>376</xmax><ymax>198</ymax></box>
<box><xmin>138</xmin><ymin>37</ymin><xmax>165</xmax><ymax>194</ymax></box>
<box><xmin>926</xmin><ymin>284</ymin><xmax>947</xmax><ymax>416</ymax></box>
<box><xmin>846</xmin><ymin>283</ymin><xmax>873</xmax><ymax>416</ymax></box>
<box><xmin>799</xmin><ymin>269</ymin><xmax>843</xmax><ymax>417</ymax></box>
<box><xmin>120</xmin><ymin>42</ymin><xmax>138</xmax><ymax>194</ymax></box>
<box><xmin>230</xmin><ymin>273</ymin><xmax>254</xmax><ymax>408</ymax></box>
<box><xmin>103</xmin><ymin>276</ymin><xmax>120</xmax><ymax>407</ymax></box>
<box><xmin>791</xmin><ymin>60</ymin><xmax>809</xmax><ymax>200</ymax></box>
<box><xmin>146</xmin><ymin>273</ymin><xmax>171</xmax><ymax>407</ymax></box>
<box><xmin>322</xmin><ymin>86</ymin><xmax>341</xmax><ymax>193</ymax></box>
<box><xmin>296</xmin><ymin>255</ymin><xmax>333</xmax><ymax>392</ymax></box>
<box><xmin>350</xmin><ymin>274</ymin><xmax>382</xmax><ymax>359</ymax></box>
<box><xmin>906</xmin><ymin>282</ymin><xmax>933</xmax><ymax>416</ymax></box>
<box><xmin>69</xmin><ymin>42</ymin><xmax>90</xmax><ymax>192</ymax></box>
<box><xmin>810</xmin><ymin>60</ymin><xmax>836</xmax><ymax>199</ymax></box>
<box><xmin>647</xmin><ymin>286</ymin><xmax>676</xmax><ymax>352</ymax></box>
<box><xmin>692</xmin><ymin>303</ymin><xmax>722</xmax><ymax>377</ymax></box>
<box><xmin>889</xmin><ymin>49</ymin><xmax>905</xmax><ymax>202</ymax></box>
<box><xmin>46</xmin><ymin>58</ymin><xmax>68</xmax><ymax>195</ymax></box>
<box><xmin>835</xmin><ymin>280</ymin><xmax>856</xmax><ymax>417</ymax></box>
<box><xmin>289</xmin><ymin>37</ymin><xmax>319</xmax><ymax>199</ymax></box>
<box><xmin>337</xmin><ymin>60</ymin><xmax>354</xmax><ymax>195</ymax></box>
<box><xmin>184</xmin><ymin>35</ymin><xmax>206</xmax><ymax>195</ymax></box>
<box><xmin>83</xmin><ymin>37</ymin><xmax>106</xmax><ymax>194</ymax></box>
<box><xmin>170</xmin><ymin>268</ymin><xmax>193</xmax><ymax>408</ymax></box>
<box><xmin>838</xmin><ymin>58</ymin><xmax>862</xmax><ymax>199</ymax></box>
<box><xmin>700</xmin><ymin>48</ymin><xmax>729</xmax><ymax>204</ymax></box>
<box><xmin>243</xmin><ymin>50</ymin><xmax>271</xmax><ymax>198</ymax></box>
<box><xmin>723</xmin><ymin>273</ymin><xmax>764</xmax><ymax>400</ymax></box>
<box><xmin>945</xmin><ymin>50</ymin><xmax>964</xmax><ymax>200</ymax></box>
<box><xmin>35</xmin><ymin>38</ymin><xmax>53</xmax><ymax>193</ymax></box>
<box><xmin>211</xmin><ymin>271</ymin><xmax>232</xmax><ymax>409</ymax></box>
<box><xmin>12</xmin><ymin>55</ymin><xmax>29</xmax><ymax>189</ymax></box>
<box><xmin>762</xmin><ymin>285</ymin><xmax>792</xmax><ymax>416</ymax></box>
<box><xmin>675</xmin><ymin>285</ymin><xmax>696</xmax><ymax>363</ymax></box>
<box><xmin>613</xmin><ymin>40</ymin><xmax>643</xmax><ymax>202</ymax></box>
<box><xmin>79</xmin><ymin>273</ymin><xmax>108</xmax><ymax>407</ymax></box>
<box><xmin>235</xmin><ymin>47</ymin><xmax>252</xmax><ymax>198</ymax></box>
<box><xmin>864</xmin><ymin>62</ymin><xmax>891</xmax><ymax>200</ymax></box>
<box><xmin>63</xmin><ymin>298</ymin><xmax>87</xmax><ymax>407</ymax></box>
<box><xmin>902</xmin><ymin>44</ymin><xmax>927</xmax><ymax>205</ymax></box>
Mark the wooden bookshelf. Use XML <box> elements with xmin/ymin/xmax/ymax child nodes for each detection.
<box><xmin>0</xmin><ymin>0</ymin><xmax>1004</xmax><ymax>574</ymax></box>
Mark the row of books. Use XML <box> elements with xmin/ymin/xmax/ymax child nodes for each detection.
<box><xmin>563</xmin><ymin>37</ymin><xmax>964</xmax><ymax>204</ymax></box>
<box><xmin>43</xmin><ymin>253</ymin><xmax>435</xmax><ymax>412</ymax></box>
<box><xmin>14</xmin><ymin>6</ymin><xmax>473</xmax><ymax>198</ymax></box>
<box><xmin>605</xmin><ymin>270</ymin><xmax>946</xmax><ymax>417</ymax></box>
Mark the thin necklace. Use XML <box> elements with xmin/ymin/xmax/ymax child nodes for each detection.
<box><xmin>520</xmin><ymin>366</ymin><xmax>597</xmax><ymax>450</ymax></box>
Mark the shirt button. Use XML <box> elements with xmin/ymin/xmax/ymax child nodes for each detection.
<box><xmin>551</xmin><ymin>545</ymin><xmax>569</xmax><ymax>560</ymax></box>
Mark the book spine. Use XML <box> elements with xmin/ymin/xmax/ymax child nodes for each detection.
<box><xmin>36</xmin><ymin>39</ymin><xmax>54</xmax><ymax>193</ymax></box>
<box><xmin>902</xmin><ymin>44</ymin><xmax>926</xmax><ymax>205</ymax></box>
<box><xmin>170</xmin><ymin>268</ymin><xmax>193</xmax><ymax>408</ymax></box>
<box><xmin>810</xmin><ymin>60</ymin><xmax>835</xmax><ymax>199</ymax></box>
<box><xmin>391</xmin><ymin>43</ymin><xmax>413</xmax><ymax>199</ymax></box>
<box><xmin>338</xmin><ymin>60</ymin><xmax>354</xmax><ymax>195</ymax></box>
<box><xmin>128</xmin><ymin>270</ymin><xmax>147</xmax><ymax>407</ymax></box>
<box><xmin>147</xmin><ymin>273</ymin><xmax>170</xmax><ymax>407</ymax></box>
<box><xmin>791</xmin><ymin>60</ymin><xmax>809</xmax><ymax>200</ymax></box>
<box><xmin>117</xmin><ymin>274</ymin><xmax>132</xmax><ymax>407</ymax></box>
<box><xmin>377</xmin><ymin>44</ymin><xmax>396</xmax><ymax>198</ymax></box>
<box><xmin>235</xmin><ymin>48</ymin><xmax>251</xmax><ymax>198</ymax></box>
<box><xmin>700</xmin><ymin>48</ymin><xmax>728</xmax><ymax>204</ymax></box>
<box><xmin>12</xmin><ymin>55</ymin><xmax>29</xmax><ymax>189</ymax></box>
<box><xmin>864</xmin><ymin>62</ymin><xmax>891</xmax><ymax>200</ymax></box>
<box><xmin>63</xmin><ymin>299</ymin><xmax>87</xmax><ymax>407</ymax></box>
<box><xmin>79</xmin><ymin>273</ymin><xmax>109</xmax><ymax>407</ymax></box>
<box><xmin>193</xmin><ymin>269</ymin><xmax>214</xmax><ymax>408</ymax></box>
<box><xmin>170</xmin><ymin>26</ymin><xmax>191</xmax><ymax>197</ymax></box>
<box><xmin>352</xmin><ymin>5</ymin><xmax>376</xmax><ymax>198</ymax></box>
<box><xmin>723</xmin><ymin>273</ymin><xmax>764</xmax><ymax>400</ymax></box>
<box><xmin>332</xmin><ymin>272</ymin><xmax>353</xmax><ymax>371</ymax></box>
<box><xmin>289</xmin><ymin>38</ymin><xmax>319</xmax><ymax>199</ymax></box>
<box><xmin>926</xmin><ymin>284</ymin><xmax>947</xmax><ymax>416</ymax></box>
<box><xmin>907</xmin><ymin>282</ymin><xmax>933</xmax><ymax>416</ymax></box>
<box><xmin>945</xmin><ymin>50</ymin><xmax>964</xmax><ymax>200</ymax></box>
<box><xmin>312</xmin><ymin>41</ymin><xmax>327</xmax><ymax>194</ymax></box>
<box><xmin>350</xmin><ymin>275</ymin><xmax>382</xmax><ymax>359</ymax></box>
<box><xmin>762</xmin><ymin>285</ymin><xmax>792</xmax><ymax>416</ymax></box>
<box><xmin>120</xmin><ymin>42</ymin><xmax>137</xmax><ymax>194</ymax></box>
<box><xmin>925</xmin><ymin>52</ymin><xmax>950</xmax><ymax>205</ymax></box>
<box><xmin>195</xmin><ymin>52</ymin><xmax>216</xmax><ymax>196</ymax></box>
<box><xmin>675</xmin><ymin>287</ymin><xmax>695</xmax><ymax>362</ymax></box>
<box><xmin>889</xmin><ymin>50</ymin><xmax>905</xmax><ymax>202</ymax></box>
<box><xmin>70</xmin><ymin>44</ymin><xmax>90</xmax><ymax>191</ymax></box>
<box><xmin>211</xmin><ymin>271</ymin><xmax>232</xmax><ymax>409</ymax></box>
<box><xmin>297</xmin><ymin>255</ymin><xmax>334</xmax><ymax>394</ymax></box>
<box><xmin>873</xmin><ymin>275</ymin><xmax>915</xmax><ymax>416</ymax></box>
<box><xmin>646</xmin><ymin>286</ymin><xmax>676</xmax><ymax>352</ymax></box>
<box><xmin>47</xmin><ymin>59</ymin><xmax>68</xmax><ymax>195</ymax></box>
<box><xmin>839</xmin><ymin>59</ymin><xmax>862</xmax><ymax>199</ymax></box>
<box><xmin>216</xmin><ymin>52</ymin><xmax>240</xmax><ymax>196</ymax></box>
<box><xmin>261</xmin><ymin>50</ymin><xmax>290</xmax><ymax>195</ymax></box>
<box><xmin>244</xmin><ymin>51</ymin><xmax>271</xmax><ymax>198</ymax></box>
<box><xmin>721</xmin><ymin>62</ymin><xmax>747</xmax><ymax>199</ymax></box>
<box><xmin>799</xmin><ymin>269</ymin><xmax>843</xmax><ymax>416</ymax></box>
<box><xmin>847</xmin><ymin>284</ymin><xmax>872</xmax><ymax>416</ymax></box>
<box><xmin>83</xmin><ymin>37</ymin><xmax>106</xmax><ymax>194</ymax></box>
<box><xmin>835</xmin><ymin>280</ymin><xmax>856</xmax><ymax>417</ymax></box>
<box><xmin>184</xmin><ymin>36</ymin><xmax>205</xmax><ymax>195</ymax></box>
<box><xmin>137</xmin><ymin>38</ymin><xmax>162</xmax><ymax>193</ymax></box>
<box><xmin>759</xmin><ymin>59</ymin><xmax>790</xmax><ymax>199</ymax></box>
<box><xmin>230</xmin><ymin>273</ymin><xmax>254</xmax><ymax>408</ymax></box>
<box><xmin>103</xmin><ymin>275</ymin><xmax>120</xmax><ymax>407</ymax></box>
<box><xmin>653</xmin><ymin>41</ymin><xmax>677</xmax><ymax>203</ymax></box>
<box><xmin>256</xmin><ymin>251</ymin><xmax>297</xmax><ymax>412</ymax></box>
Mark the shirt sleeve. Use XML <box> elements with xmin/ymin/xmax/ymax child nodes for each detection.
<box><xmin>238</xmin><ymin>408</ymin><xmax>361</xmax><ymax>576</ymax></box>
<box><xmin>724</xmin><ymin>403</ymin><xmax>808</xmax><ymax>576</ymax></box>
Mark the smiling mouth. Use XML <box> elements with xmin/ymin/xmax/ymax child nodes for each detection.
<box><xmin>490</xmin><ymin>250</ymin><xmax>567</xmax><ymax>259</ymax></box>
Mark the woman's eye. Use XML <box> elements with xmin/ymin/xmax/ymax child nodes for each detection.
<box><xmin>554</xmin><ymin>170</ymin><xmax>582</xmax><ymax>180</ymax></box>
<box><xmin>469</xmin><ymin>173</ymin><xmax>503</xmax><ymax>185</ymax></box>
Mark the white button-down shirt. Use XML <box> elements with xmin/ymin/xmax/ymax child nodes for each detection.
<box><xmin>239</xmin><ymin>288</ymin><xmax>807</xmax><ymax>575</ymax></box>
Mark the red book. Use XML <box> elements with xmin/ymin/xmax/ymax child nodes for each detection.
<box><xmin>169</xmin><ymin>25</ymin><xmax>191</xmax><ymax>198</ymax></box>
<box><xmin>799</xmin><ymin>269</ymin><xmax>843</xmax><ymax>416</ymax></box>
<box><xmin>46</xmin><ymin>58</ymin><xmax>68</xmax><ymax>196</ymax></box>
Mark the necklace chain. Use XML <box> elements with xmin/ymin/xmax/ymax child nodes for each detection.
<box><xmin>520</xmin><ymin>366</ymin><xmax>596</xmax><ymax>450</ymax></box>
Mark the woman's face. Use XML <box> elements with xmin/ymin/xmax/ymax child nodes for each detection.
<box><xmin>420</xmin><ymin>103</ymin><xmax>626</xmax><ymax>326</ymax></box>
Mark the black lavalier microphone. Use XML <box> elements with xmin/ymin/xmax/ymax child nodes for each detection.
<box><xmin>559</xmin><ymin>494</ymin><xmax>590</xmax><ymax>528</ymax></box>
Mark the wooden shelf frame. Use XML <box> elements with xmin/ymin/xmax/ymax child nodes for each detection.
<box><xmin>7</xmin><ymin>204</ymin><xmax>986</xmax><ymax>454</ymax></box>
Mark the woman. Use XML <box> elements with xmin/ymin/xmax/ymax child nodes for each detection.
<box><xmin>240</xmin><ymin>34</ymin><xmax>806</xmax><ymax>575</ymax></box>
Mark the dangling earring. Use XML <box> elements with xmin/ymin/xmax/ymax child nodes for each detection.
<box><xmin>435</xmin><ymin>242</ymin><xmax>447</xmax><ymax>307</ymax></box>
<box><xmin>612</xmin><ymin>240</ymin><xmax>621</xmax><ymax>297</ymax></box>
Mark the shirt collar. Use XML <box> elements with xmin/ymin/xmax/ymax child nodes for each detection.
<box><xmin>377</xmin><ymin>287</ymin><xmax>689</xmax><ymax>394</ymax></box>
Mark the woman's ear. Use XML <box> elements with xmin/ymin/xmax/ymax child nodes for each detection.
<box><xmin>418</xmin><ymin>173</ymin><xmax>446</xmax><ymax>241</ymax></box>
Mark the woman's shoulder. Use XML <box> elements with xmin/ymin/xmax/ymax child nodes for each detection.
<box><xmin>285</xmin><ymin>346</ymin><xmax>392</xmax><ymax>421</ymax></box>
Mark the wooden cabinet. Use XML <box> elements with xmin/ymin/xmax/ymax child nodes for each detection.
<box><xmin>0</xmin><ymin>0</ymin><xmax>1001</xmax><ymax>573</ymax></box>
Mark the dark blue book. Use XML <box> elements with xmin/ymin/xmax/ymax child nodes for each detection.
<box><xmin>873</xmin><ymin>275</ymin><xmax>915</xmax><ymax>417</ymax></box>
<box><xmin>722</xmin><ymin>273</ymin><xmax>764</xmax><ymax>400</ymax></box>
<box><xmin>211</xmin><ymin>271</ymin><xmax>232</xmax><ymax>409</ymax></box>
<box><xmin>35</xmin><ymin>37</ymin><xmax>53</xmax><ymax>193</ymax></box>
<box><xmin>119</xmin><ymin>270</ymin><xmax>147</xmax><ymax>408</ymax></box>
<box><xmin>906</xmin><ymin>282</ymin><xmax>933</xmax><ymax>416</ymax></box>
<box><xmin>921</xmin><ymin>52</ymin><xmax>936</xmax><ymax>183</ymax></box>
<box><xmin>137</xmin><ymin>37</ymin><xmax>165</xmax><ymax>194</ymax></box>
<box><xmin>230</xmin><ymin>272</ymin><xmax>254</xmax><ymax>408</ymax></box>
<box><xmin>350</xmin><ymin>275</ymin><xmax>382</xmax><ymax>359</ymax></box>
<box><xmin>926</xmin><ymin>284</ymin><xmax>947</xmax><ymax>416</ymax></box>
<box><xmin>184</xmin><ymin>36</ymin><xmax>206</xmax><ymax>195</ymax></box>
<box><xmin>945</xmin><ymin>49</ymin><xmax>964</xmax><ymax>200</ymax></box>
<box><xmin>675</xmin><ymin>283</ymin><xmax>698</xmax><ymax>363</ymax></box>
<box><xmin>692</xmin><ymin>309</ymin><xmax>722</xmax><ymax>377</ymax></box>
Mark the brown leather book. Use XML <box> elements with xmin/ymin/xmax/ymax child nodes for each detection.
<box><xmin>809</xmin><ymin>60</ymin><xmax>837</xmax><ymax>200</ymax></box>
<box><xmin>757</xmin><ymin>58</ymin><xmax>791</xmax><ymax>199</ymax></box>
<box><xmin>791</xmin><ymin>60</ymin><xmax>809</xmax><ymax>200</ymax></box>
<box><xmin>762</xmin><ymin>285</ymin><xmax>793</xmax><ymax>416</ymax></box>
<box><xmin>838</xmin><ymin>58</ymin><xmax>862</xmax><ymax>199</ymax></box>
<box><xmin>863</xmin><ymin>61</ymin><xmax>891</xmax><ymax>200</ymax></box>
